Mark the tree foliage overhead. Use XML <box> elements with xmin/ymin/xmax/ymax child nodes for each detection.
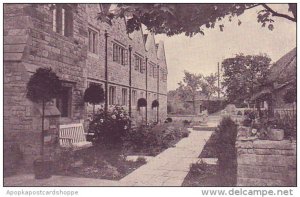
<box><xmin>99</xmin><ymin>3</ymin><xmax>296</xmax><ymax>36</ymax></box>
<box><xmin>27</xmin><ymin>67</ymin><xmax>62</xmax><ymax>103</ymax></box>
<box><xmin>221</xmin><ymin>54</ymin><xmax>271</xmax><ymax>104</ymax></box>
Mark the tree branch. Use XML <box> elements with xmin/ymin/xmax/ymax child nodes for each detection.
<box><xmin>244</xmin><ymin>4</ymin><xmax>260</xmax><ymax>10</ymax></box>
<box><xmin>261</xmin><ymin>3</ymin><xmax>296</xmax><ymax>22</ymax></box>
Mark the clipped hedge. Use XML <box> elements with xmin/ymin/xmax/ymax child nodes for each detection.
<box><xmin>215</xmin><ymin>116</ymin><xmax>238</xmax><ymax>186</ymax></box>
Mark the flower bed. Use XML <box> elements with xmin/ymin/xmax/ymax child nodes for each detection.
<box><xmin>123</xmin><ymin>121</ymin><xmax>190</xmax><ymax>156</ymax></box>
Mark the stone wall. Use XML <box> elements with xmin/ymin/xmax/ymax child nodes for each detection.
<box><xmin>4</xmin><ymin>3</ymin><xmax>168</xmax><ymax>170</ymax></box>
<box><xmin>236</xmin><ymin>132</ymin><xmax>296</xmax><ymax>186</ymax></box>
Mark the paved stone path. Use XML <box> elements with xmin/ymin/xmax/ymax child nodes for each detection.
<box><xmin>4</xmin><ymin>128</ymin><xmax>213</xmax><ymax>187</ymax></box>
<box><xmin>120</xmin><ymin>129</ymin><xmax>213</xmax><ymax>186</ymax></box>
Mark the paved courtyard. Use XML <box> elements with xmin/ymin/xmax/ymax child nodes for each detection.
<box><xmin>4</xmin><ymin>127</ymin><xmax>214</xmax><ymax>187</ymax></box>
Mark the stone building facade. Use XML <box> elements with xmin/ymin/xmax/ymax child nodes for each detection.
<box><xmin>4</xmin><ymin>4</ymin><xmax>168</xmax><ymax>169</ymax></box>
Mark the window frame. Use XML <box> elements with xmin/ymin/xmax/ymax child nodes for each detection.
<box><xmin>132</xmin><ymin>90</ymin><xmax>137</xmax><ymax>106</ymax></box>
<box><xmin>112</xmin><ymin>42</ymin><xmax>128</xmax><ymax>66</ymax></box>
<box><xmin>88</xmin><ymin>27</ymin><xmax>99</xmax><ymax>54</ymax></box>
<box><xmin>121</xmin><ymin>88</ymin><xmax>128</xmax><ymax>106</ymax></box>
<box><xmin>109</xmin><ymin>86</ymin><xmax>116</xmax><ymax>105</ymax></box>
<box><xmin>52</xmin><ymin>4</ymin><xmax>73</xmax><ymax>37</ymax></box>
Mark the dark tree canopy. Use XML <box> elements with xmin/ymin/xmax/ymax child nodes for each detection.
<box><xmin>99</xmin><ymin>3</ymin><xmax>296</xmax><ymax>36</ymax></box>
<box><xmin>26</xmin><ymin>67</ymin><xmax>62</xmax><ymax>103</ymax></box>
<box><xmin>83</xmin><ymin>84</ymin><xmax>105</xmax><ymax>105</ymax></box>
<box><xmin>221</xmin><ymin>54</ymin><xmax>271</xmax><ymax>104</ymax></box>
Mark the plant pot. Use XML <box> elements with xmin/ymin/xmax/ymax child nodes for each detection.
<box><xmin>268</xmin><ymin>128</ymin><xmax>284</xmax><ymax>141</ymax></box>
<box><xmin>33</xmin><ymin>159</ymin><xmax>52</xmax><ymax>179</ymax></box>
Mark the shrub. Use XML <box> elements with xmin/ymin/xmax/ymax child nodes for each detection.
<box><xmin>242</xmin><ymin>118</ymin><xmax>252</xmax><ymax>127</ymax></box>
<box><xmin>183</xmin><ymin>120</ymin><xmax>191</xmax><ymax>126</ymax></box>
<box><xmin>136</xmin><ymin>157</ymin><xmax>147</xmax><ymax>164</ymax></box>
<box><xmin>189</xmin><ymin>160</ymin><xmax>209</xmax><ymax>175</ymax></box>
<box><xmin>123</xmin><ymin>123</ymin><xmax>188</xmax><ymax>156</ymax></box>
<box><xmin>88</xmin><ymin>105</ymin><xmax>131</xmax><ymax>147</ymax></box>
<box><xmin>215</xmin><ymin>116</ymin><xmax>237</xmax><ymax>185</ymax></box>
<box><xmin>182</xmin><ymin>131</ymin><xmax>189</xmax><ymax>138</ymax></box>
<box><xmin>166</xmin><ymin>117</ymin><xmax>173</xmax><ymax>123</ymax></box>
<box><xmin>283</xmin><ymin>88</ymin><xmax>296</xmax><ymax>104</ymax></box>
<box><xmin>237</xmin><ymin>111</ymin><xmax>242</xmax><ymax>115</ymax></box>
<box><xmin>272</xmin><ymin>111</ymin><xmax>296</xmax><ymax>138</ymax></box>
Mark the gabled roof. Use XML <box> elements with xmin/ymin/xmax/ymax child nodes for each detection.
<box><xmin>268</xmin><ymin>47</ymin><xmax>296</xmax><ymax>84</ymax></box>
<box><xmin>251</xmin><ymin>47</ymin><xmax>296</xmax><ymax>101</ymax></box>
<box><xmin>156</xmin><ymin>40</ymin><xmax>167</xmax><ymax>65</ymax></box>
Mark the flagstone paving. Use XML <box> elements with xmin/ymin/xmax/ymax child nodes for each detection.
<box><xmin>120</xmin><ymin>129</ymin><xmax>213</xmax><ymax>186</ymax></box>
<box><xmin>4</xmin><ymin>128</ymin><xmax>213</xmax><ymax>187</ymax></box>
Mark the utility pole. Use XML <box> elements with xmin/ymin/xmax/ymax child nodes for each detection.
<box><xmin>217</xmin><ymin>62</ymin><xmax>220</xmax><ymax>99</ymax></box>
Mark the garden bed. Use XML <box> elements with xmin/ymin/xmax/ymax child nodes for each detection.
<box><xmin>123</xmin><ymin>121</ymin><xmax>190</xmax><ymax>156</ymax></box>
<box><xmin>182</xmin><ymin>162</ymin><xmax>219</xmax><ymax>186</ymax></box>
<box><xmin>184</xmin><ymin>117</ymin><xmax>238</xmax><ymax>186</ymax></box>
<box><xmin>53</xmin><ymin>145</ymin><xmax>146</xmax><ymax>180</ymax></box>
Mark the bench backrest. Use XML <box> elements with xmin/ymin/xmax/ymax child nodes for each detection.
<box><xmin>59</xmin><ymin>123</ymin><xmax>86</xmax><ymax>145</ymax></box>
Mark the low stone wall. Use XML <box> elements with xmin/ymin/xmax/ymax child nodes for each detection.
<box><xmin>236</xmin><ymin>131</ymin><xmax>296</xmax><ymax>186</ymax></box>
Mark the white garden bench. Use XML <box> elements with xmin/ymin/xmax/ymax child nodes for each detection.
<box><xmin>59</xmin><ymin>123</ymin><xmax>93</xmax><ymax>149</ymax></box>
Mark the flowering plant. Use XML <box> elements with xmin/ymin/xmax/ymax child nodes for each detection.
<box><xmin>88</xmin><ymin>105</ymin><xmax>131</xmax><ymax>146</ymax></box>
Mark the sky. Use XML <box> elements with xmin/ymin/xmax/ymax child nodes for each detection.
<box><xmin>155</xmin><ymin>4</ymin><xmax>296</xmax><ymax>91</ymax></box>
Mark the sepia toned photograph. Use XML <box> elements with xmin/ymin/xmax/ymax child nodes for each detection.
<box><xmin>3</xmin><ymin>2</ymin><xmax>296</xmax><ymax>188</ymax></box>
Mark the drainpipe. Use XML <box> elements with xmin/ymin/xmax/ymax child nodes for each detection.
<box><xmin>145</xmin><ymin>57</ymin><xmax>148</xmax><ymax>123</ymax></box>
<box><xmin>157</xmin><ymin>64</ymin><xmax>159</xmax><ymax>122</ymax></box>
<box><xmin>128</xmin><ymin>45</ymin><xmax>132</xmax><ymax>117</ymax></box>
<box><xmin>104</xmin><ymin>30</ymin><xmax>109</xmax><ymax>112</ymax></box>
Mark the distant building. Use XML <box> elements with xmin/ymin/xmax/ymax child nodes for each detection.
<box><xmin>4</xmin><ymin>4</ymin><xmax>168</xmax><ymax>167</ymax></box>
<box><xmin>185</xmin><ymin>93</ymin><xmax>225</xmax><ymax>114</ymax></box>
<box><xmin>251</xmin><ymin>47</ymin><xmax>296</xmax><ymax>116</ymax></box>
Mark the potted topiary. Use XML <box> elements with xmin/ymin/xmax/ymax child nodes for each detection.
<box><xmin>83</xmin><ymin>83</ymin><xmax>105</xmax><ymax>116</ymax></box>
<box><xmin>151</xmin><ymin>100</ymin><xmax>159</xmax><ymax>109</ymax></box>
<box><xmin>137</xmin><ymin>98</ymin><xmax>147</xmax><ymax>111</ymax></box>
<box><xmin>26</xmin><ymin>67</ymin><xmax>62</xmax><ymax>179</ymax></box>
